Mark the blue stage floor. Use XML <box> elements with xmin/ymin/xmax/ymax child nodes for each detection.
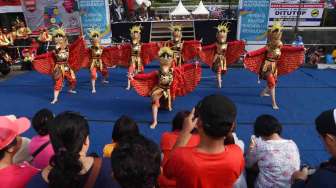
<box><xmin>0</xmin><ymin>67</ymin><xmax>335</xmax><ymax>166</ymax></box>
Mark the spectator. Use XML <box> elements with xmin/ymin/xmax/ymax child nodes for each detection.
<box><xmin>164</xmin><ymin>94</ymin><xmax>245</xmax><ymax>188</ymax></box>
<box><xmin>27</xmin><ymin>111</ymin><xmax>118</xmax><ymax>188</ymax></box>
<box><xmin>0</xmin><ymin>115</ymin><xmax>39</xmax><ymax>188</ymax></box>
<box><xmin>292</xmin><ymin>35</ymin><xmax>304</xmax><ymax>47</ymax></box>
<box><xmin>246</xmin><ymin>114</ymin><xmax>300</xmax><ymax>188</ymax></box>
<box><xmin>292</xmin><ymin>109</ymin><xmax>336</xmax><ymax>188</ymax></box>
<box><xmin>103</xmin><ymin>115</ymin><xmax>139</xmax><ymax>158</ymax></box>
<box><xmin>28</xmin><ymin>108</ymin><xmax>55</xmax><ymax>169</ymax></box>
<box><xmin>111</xmin><ymin>134</ymin><xmax>161</xmax><ymax>188</ymax></box>
<box><xmin>159</xmin><ymin>111</ymin><xmax>200</xmax><ymax>188</ymax></box>
<box><xmin>331</xmin><ymin>46</ymin><xmax>336</xmax><ymax>63</ymax></box>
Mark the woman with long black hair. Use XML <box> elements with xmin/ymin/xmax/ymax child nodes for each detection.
<box><xmin>27</xmin><ymin>111</ymin><xmax>119</xmax><ymax>188</ymax></box>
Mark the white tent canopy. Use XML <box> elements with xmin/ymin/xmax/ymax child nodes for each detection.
<box><xmin>170</xmin><ymin>1</ymin><xmax>191</xmax><ymax>16</ymax></box>
<box><xmin>192</xmin><ymin>1</ymin><xmax>209</xmax><ymax>15</ymax></box>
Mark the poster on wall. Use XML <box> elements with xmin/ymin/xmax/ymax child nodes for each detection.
<box><xmin>79</xmin><ymin>0</ymin><xmax>111</xmax><ymax>44</ymax></box>
<box><xmin>237</xmin><ymin>0</ymin><xmax>271</xmax><ymax>45</ymax></box>
<box><xmin>269</xmin><ymin>1</ymin><xmax>325</xmax><ymax>26</ymax></box>
<box><xmin>20</xmin><ymin>0</ymin><xmax>81</xmax><ymax>35</ymax></box>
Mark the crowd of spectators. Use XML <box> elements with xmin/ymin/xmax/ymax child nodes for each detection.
<box><xmin>0</xmin><ymin>94</ymin><xmax>336</xmax><ymax>188</ymax></box>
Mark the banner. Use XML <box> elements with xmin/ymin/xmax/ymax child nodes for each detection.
<box><xmin>269</xmin><ymin>2</ymin><xmax>325</xmax><ymax>26</ymax></box>
<box><xmin>20</xmin><ymin>0</ymin><xmax>81</xmax><ymax>35</ymax></box>
<box><xmin>237</xmin><ymin>0</ymin><xmax>271</xmax><ymax>44</ymax></box>
<box><xmin>0</xmin><ymin>0</ymin><xmax>22</xmax><ymax>13</ymax></box>
<box><xmin>79</xmin><ymin>0</ymin><xmax>111</xmax><ymax>44</ymax></box>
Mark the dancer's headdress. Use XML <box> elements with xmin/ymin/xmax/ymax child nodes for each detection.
<box><xmin>159</xmin><ymin>46</ymin><xmax>173</xmax><ymax>57</ymax></box>
<box><xmin>271</xmin><ymin>20</ymin><xmax>283</xmax><ymax>32</ymax></box>
<box><xmin>216</xmin><ymin>22</ymin><xmax>230</xmax><ymax>33</ymax></box>
<box><xmin>130</xmin><ymin>25</ymin><xmax>142</xmax><ymax>34</ymax></box>
<box><xmin>52</xmin><ymin>26</ymin><xmax>66</xmax><ymax>37</ymax></box>
<box><xmin>88</xmin><ymin>27</ymin><xmax>101</xmax><ymax>39</ymax></box>
<box><xmin>169</xmin><ymin>24</ymin><xmax>182</xmax><ymax>32</ymax></box>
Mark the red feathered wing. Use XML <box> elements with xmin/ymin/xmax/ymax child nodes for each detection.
<box><xmin>141</xmin><ymin>42</ymin><xmax>160</xmax><ymax>65</ymax></box>
<box><xmin>32</xmin><ymin>52</ymin><xmax>55</xmax><ymax>75</ymax></box>
<box><xmin>68</xmin><ymin>37</ymin><xmax>87</xmax><ymax>72</ymax></box>
<box><xmin>276</xmin><ymin>46</ymin><xmax>305</xmax><ymax>76</ymax></box>
<box><xmin>182</xmin><ymin>40</ymin><xmax>202</xmax><ymax>62</ymax></box>
<box><xmin>117</xmin><ymin>44</ymin><xmax>131</xmax><ymax>67</ymax></box>
<box><xmin>200</xmin><ymin>44</ymin><xmax>216</xmax><ymax>67</ymax></box>
<box><xmin>81</xmin><ymin>48</ymin><xmax>90</xmax><ymax>68</ymax></box>
<box><xmin>243</xmin><ymin>47</ymin><xmax>267</xmax><ymax>74</ymax></box>
<box><xmin>226</xmin><ymin>40</ymin><xmax>246</xmax><ymax>65</ymax></box>
<box><xmin>131</xmin><ymin>71</ymin><xmax>158</xmax><ymax>97</ymax></box>
<box><xmin>102</xmin><ymin>46</ymin><xmax>120</xmax><ymax>67</ymax></box>
<box><xmin>244</xmin><ymin>46</ymin><xmax>304</xmax><ymax>76</ymax></box>
<box><xmin>171</xmin><ymin>63</ymin><xmax>202</xmax><ymax>98</ymax></box>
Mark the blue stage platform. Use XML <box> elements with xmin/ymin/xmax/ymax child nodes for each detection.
<box><xmin>0</xmin><ymin>66</ymin><xmax>335</xmax><ymax>166</ymax></box>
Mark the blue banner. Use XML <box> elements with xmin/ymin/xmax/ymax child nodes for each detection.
<box><xmin>238</xmin><ymin>0</ymin><xmax>271</xmax><ymax>44</ymax></box>
<box><xmin>79</xmin><ymin>0</ymin><xmax>111</xmax><ymax>44</ymax></box>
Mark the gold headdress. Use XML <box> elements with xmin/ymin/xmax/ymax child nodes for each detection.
<box><xmin>130</xmin><ymin>25</ymin><xmax>142</xmax><ymax>34</ymax></box>
<box><xmin>169</xmin><ymin>24</ymin><xmax>182</xmax><ymax>32</ymax></box>
<box><xmin>88</xmin><ymin>27</ymin><xmax>101</xmax><ymax>38</ymax></box>
<box><xmin>52</xmin><ymin>27</ymin><xmax>66</xmax><ymax>37</ymax></box>
<box><xmin>216</xmin><ymin>22</ymin><xmax>230</xmax><ymax>33</ymax></box>
<box><xmin>159</xmin><ymin>46</ymin><xmax>173</xmax><ymax>57</ymax></box>
<box><xmin>271</xmin><ymin>20</ymin><xmax>283</xmax><ymax>32</ymax></box>
<box><xmin>15</xmin><ymin>17</ymin><xmax>23</xmax><ymax>25</ymax></box>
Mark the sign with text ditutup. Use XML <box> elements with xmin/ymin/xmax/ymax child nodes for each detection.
<box><xmin>79</xmin><ymin>0</ymin><xmax>111</xmax><ymax>44</ymax></box>
<box><xmin>237</xmin><ymin>0</ymin><xmax>271</xmax><ymax>44</ymax></box>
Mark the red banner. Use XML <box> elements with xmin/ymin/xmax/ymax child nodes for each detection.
<box><xmin>0</xmin><ymin>0</ymin><xmax>21</xmax><ymax>6</ymax></box>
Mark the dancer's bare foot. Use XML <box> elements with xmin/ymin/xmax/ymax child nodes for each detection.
<box><xmin>272</xmin><ymin>104</ymin><xmax>279</xmax><ymax>110</ymax></box>
<box><xmin>260</xmin><ymin>89</ymin><xmax>270</xmax><ymax>97</ymax></box>
<box><xmin>102</xmin><ymin>80</ymin><xmax>109</xmax><ymax>84</ymax></box>
<box><xmin>92</xmin><ymin>89</ymin><xmax>96</xmax><ymax>93</ymax></box>
<box><xmin>150</xmin><ymin>121</ymin><xmax>157</xmax><ymax>129</ymax></box>
<box><xmin>51</xmin><ymin>99</ymin><xmax>58</xmax><ymax>104</ymax></box>
<box><xmin>68</xmin><ymin>90</ymin><xmax>77</xmax><ymax>94</ymax></box>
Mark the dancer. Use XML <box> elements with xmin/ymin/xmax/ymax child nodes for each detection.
<box><xmin>166</xmin><ymin>24</ymin><xmax>202</xmax><ymax>66</ymax></box>
<box><xmin>201</xmin><ymin>23</ymin><xmax>246</xmax><ymax>88</ymax></box>
<box><xmin>83</xmin><ymin>28</ymin><xmax>113</xmax><ymax>93</ymax></box>
<box><xmin>33</xmin><ymin>27</ymin><xmax>86</xmax><ymax>104</ymax></box>
<box><xmin>244</xmin><ymin>21</ymin><xmax>304</xmax><ymax>110</ymax></box>
<box><xmin>131</xmin><ymin>46</ymin><xmax>201</xmax><ymax>129</ymax></box>
<box><xmin>118</xmin><ymin>25</ymin><xmax>160</xmax><ymax>90</ymax></box>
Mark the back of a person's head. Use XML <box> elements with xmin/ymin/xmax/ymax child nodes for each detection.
<box><xmin>111</xmin><ymin>135</ymin><xmax>161</xmax><ymax>188</ymax></box>
<box><xmin>32</xmin><ymin>108</ymin><xmax>54</xmax><ymax>136</ymax></box>
<box><xmin>315</xmin><ymin>109</ymin><xmax>336</xmax><ymax>137</ymax></box>
<box><xmin>196</xmin><ymin>95</ymin><xmax>236</xmax><ymax>139</ymax></box>
<box><xmin>112</xmin><ymin>115</ymin><xmax>139</xmax><ymax>142</ymax></box>
<box><xmin>48</xmin><ymin>111</ymin><xmax>89</xmax><ymax>188</ymax></box>
<box><xmin>172</xmin><ymin>110</ymin><xmax>190</xmax><ymax>131</ymax></box>
<box><xmin>254</xmin><ymin>114</ymin><xmax>282</xmax><ymax>137</ymax></box>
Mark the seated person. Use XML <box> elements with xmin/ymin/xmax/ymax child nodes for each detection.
<box><xmin>111</xmin><ymin>134</ymin><xmax>161</xmax><ymax>188</ymax></box>
<box><xmin>0</xmin><ymin>115</ymin><xmax>39</xmax><ymax>188</ymax></box>
<box><xmin>103</xmin><ymin>115</ymin><xmax>139</xmax><ymax>158</ymax></box>
<box><xmin>28</xmin><ymin>109</ymin><xmax>55</xmax><ymax>169</ymax></box>
<box><xmin>27</xmin><ymin>112</ymin><xmax>118</xmax><ymax>188</ymax></box>
<box><xmin>292</xmin><ymin>109</ymin><xmax>336</xmax><ymax>188</ymax></box>
<box><xmin>246</xmin><ymin>114</ymin><xmax>300</xmax><ymax>188</ymax></box>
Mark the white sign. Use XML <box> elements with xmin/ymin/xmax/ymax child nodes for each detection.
<box><xmin>269</xmin><ymin>3</ymin><xmax>324</xmax><ymax>26</ymax></box>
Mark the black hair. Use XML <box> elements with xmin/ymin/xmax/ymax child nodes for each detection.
<box><xmin>202</xmin><ymin>121</ymin><xmax>234</xmax><ymax>138</ymax></box>
<box><xmin>172</xmin><ymin>111</ymin><xmax>190</xmax><ymax>131</ymax></box>
<box><xmin>111</xmin><ymin>135</ymin><xmax>161</xmax><ymax>188</ymax></box>
<box><xmin>254</xmin><ymin>114</ymin><xmax>282</xmax><ymax>137</ymax></box>
<box><xmin>315</xmin><ymin>109</ymin><xmax>336</xmax><ymax>137</ymax></box>
<box><xmin>32</xmin><ymin>108</ymin><xmax>54</xmax><ymax>136</ymax></box>
<box><xmin>48</xmin><ymin>111</ymin><xmax>90</xmax><ymax>188</ymax></box>
<box><xmin>0</xmin><ymin>138</ymin><xmax>17</xmax><ymax>160</ymax></box>
<box><xmin>112</xmin><ymin>115</ymin><xmax>139</xmax><ymax>142</ymax></box>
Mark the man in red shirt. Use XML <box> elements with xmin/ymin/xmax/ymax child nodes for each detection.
<box><xmin>163</xmin><ymin>95</ymin><xmax>245</xmax><ymax>188</ymax></box>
